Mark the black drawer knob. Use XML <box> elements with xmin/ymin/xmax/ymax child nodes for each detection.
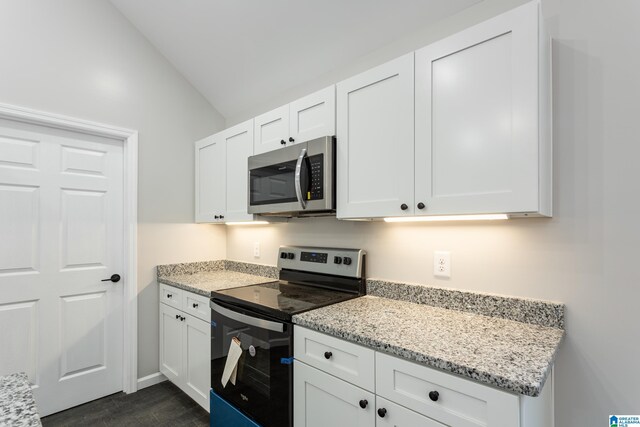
<box><xmin>181</xmin><ymin>316</ymin><xmax>186</xmax><ymax>322</ymax></box>
<box><xmin>281</xmin><ymin>139</ymin><xmax>286</xmax><ymax>145</ymax></box>
<box><xmin>324</xmin><ymin>351</ymin><xmax>333</xmax><ymax>360</ymax></box>
<box><xmin>359</xmin><ymin>399</ymin><xmax>368</xmax><ymax>409</ymax></box>
<box><xmin>377</xmin><ymin>408</ymin><xmax>387</xmax><ymax>418</ymax></box>
<box><xmin>429</xmin><ymin>391</ymin><xmax>439</xmax><ymax>402</ymax></box>
<box><xmin>167</xmin><ymin>294</ymin><xmax>172</xmax><ymax>299</ymax></box>
<box><xmin>289</xmin><ymin>137</ymin><xmax>295</xmax><ymax>143</ymax></box>
<box><xmin>417</xmin><ymin>202</ymin><xmax>426</xmax><ymax>209</ymax></box>
<box><xmin>214</xmin><ymin>215</ymin><xmax>219</xmax><ymax>219</ymax></box>
<box><xmin>175</xmin><ymin>314</ymin><xmax>179</xmax><ymax>319</ymax></box>
<box><xmin>400</xmin><ymin>203</ymin><xmax>408</xmax><ymax>210</ymax></box>
<box><xmin>193</xmin><ymin>303</ymin><xmax>199</xmax><ymax>308</ymax></box>
<box><xmin>220</xmin><ymin>215</ymin><xmax>224</xmax><ymax>219</ymax></box>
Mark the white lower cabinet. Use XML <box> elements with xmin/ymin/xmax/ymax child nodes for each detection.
<box><xmin>159</xmin><ymin>285</ymin><xmax>210</xmax><ymax>411</ymax></box>
<box><xmin>294</xmin><ymin>360</ymin><xmax>375</xmax><ymax>427</ymax></box>
<box><xmin>294</xmin><ymin>326</ymin><xmax>554</xmax><ymax>427</ymax></box>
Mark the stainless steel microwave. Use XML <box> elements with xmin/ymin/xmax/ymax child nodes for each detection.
<box><xmin>248</xmin><ymin>136</ymin><xmax>335</xmax><ymax>217</ymax></box>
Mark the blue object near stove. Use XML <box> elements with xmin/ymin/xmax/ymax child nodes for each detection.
<box><xmin>210</xmin><ymin>390</ymin><xmax>261</xmax><ymax>427</ymax></box>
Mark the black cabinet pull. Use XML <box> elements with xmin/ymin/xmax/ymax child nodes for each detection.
<box><xmin>101</xmin><ymin>274</ymin><xmax>121</xmax><ymax>283</ymax></box>
<box><xmin>167</xmin><ymin>294</ymin><xmax>172</xmax><ymax>299</ymax></box>
<box><xmin>214</xmin><ymin>215</ymin><xmax>219</xmax><ymax>219</ymax></box>
<box><xmin>324</xmin><ymin>351</ymin><xmax>333</xmax><ymax>360</ymax></box>
<box><xmin>377</xmin><ymin>408</ymin><xmax>387</xmax><ymax>418</ymax></box>
<box><xmin>417</xmin><ymin>202</ymin><xmax>426</xmax><ymax>209</ymax></box>
<box><xmin>359</xmin><ymin>399</ymin><xmax>368</xmax><ymax>409</ymax></box>
<box><xmin>280</xmin><ymin>139</ymin><xmax>286</xmax><ymax>145</ymax></box>
<box><xmin>175</xmin><ymin>314</ymin><xmax>180</xmax><ymax>319</ymax></box>
<box><xmin>429</xmin><ymin>391</ymin><xmax>439</xmax><ymax>402</ymax></box>
<box><xmin>193</xmin><ymin>303</ymin><xmax>199</xmax><ymax>308</ymax></box>
<box><xmin>400</xmin><ymin>204</ymin><xmax>408</xmax><ymax>210</ymax></box>
<box><xmin>289</xmin><ymin>137</ymin><xmax>295</xmax><ymax>143</ymax></box>
<box><xmin>220</xmin><ymin>215</ymin><xmax>224</xmax><ymax>219</ymax></box>
<box><xmin>181</xmin><ymin>316</ymin><xmax>186</xmax><ymax>322</ymax></box>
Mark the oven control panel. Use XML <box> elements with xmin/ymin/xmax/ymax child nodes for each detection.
<box><xmin>278</xmin><ymin>246</ymin><xmax>365</xmax><ymax>278</ymax></box>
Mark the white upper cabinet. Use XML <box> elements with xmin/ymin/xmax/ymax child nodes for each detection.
<box><xmin>414</xmin><ymin>1</ymin><xmax>551</xmax><ymax>217</ymax></box>
<box><xmin>254</xmin><ymin>86</ymin><xmax>336</xmax><ymax>155</ymax></box>
<box><xmin>336</xmin><ymin>54</ymin><xmax>415</xmax><ymax>219</ymax></box>
<box><xmin>195</xmin><ymin>119</ymin><xmax>258</xmax><ymax>223</ymax></box>
<box><xmin>254</xmin><ymin>105</ymin><xmax>290</xmax><ymax>155</ymax></box>
<box><xmin>195</xmin><ymin>135</ymin><xmax>225</xmax><ymax>223</ymax></box>
<box><xmin>224</xmin><ymin>120</ymin><xmax>254</xmax><ymax>222</ymax></box>
<box><xmin>289</xmin><ymin>86</ymin><xmax>336</xmax><ymax>144</ymax></box>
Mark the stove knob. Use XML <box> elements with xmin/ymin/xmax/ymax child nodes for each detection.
<box><xmin>333</xmin><ymin>256</ymin><xmax>342</xmax><ymax>264</ymax></box>
<box><xmin>280</xmin><ymin>252</ymin><xmax>287</xmax><ymax>259</ymax></box>
<box><xmin>287</xmin><ymin>252</ymin><xmax>295</xmax><ymax>260</ymax></box>
<box><xmin>343</xmin><ymin>257</ymin><xmax>352</xmax><ymax>265</ymax></box>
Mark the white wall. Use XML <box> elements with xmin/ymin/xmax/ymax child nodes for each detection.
<box><xmin>0</xmin><ymin>0</ymin><xmax>227</xmax><ymax>379</ymax></box>
<box><xmin>227</xmin><ymin>0</ymin><xmax>640</xmax><ymax>424</ymax></box>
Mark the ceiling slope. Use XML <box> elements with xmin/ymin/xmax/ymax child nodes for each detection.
<box><xmin>110</xmin><ymin>0</ymin><xmax>479</xmax><ymax>119</ymax></box>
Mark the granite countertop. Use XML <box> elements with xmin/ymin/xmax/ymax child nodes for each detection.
<box><xmin>0</xmin><ymin>373</ymin><xmax>41</xmax><ymax>427</ymax></box>
<box><xmin>293</xmin><ymin>295</ymin><xmax>564</xmax><ymax>397</ymax></box>
<box><xmin>158</xmin><ymin>270</ymin><xmax>278</xmax><ymax>297</ymax></box>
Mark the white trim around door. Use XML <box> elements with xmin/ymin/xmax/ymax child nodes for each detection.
<box><xmin>0</xmin><ymin>102</ymin><xmax>139</xmax><ymax>394</ymax></box>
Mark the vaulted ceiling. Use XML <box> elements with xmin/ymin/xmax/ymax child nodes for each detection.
<box><xmin>110</xmin><ymin>0</ymin><xmax>479</xmax><ymax>119</ymax></box>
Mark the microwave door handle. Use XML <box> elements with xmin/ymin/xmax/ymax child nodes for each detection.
<box><xmin>210</xmin><ymin>300</ymin><xmax>285</xmax><ymax>333</ymax></box>
<box><xmin>294</xmin><ymin>148</ymin><xmax>308</xmax><ymax>209</ymax></box>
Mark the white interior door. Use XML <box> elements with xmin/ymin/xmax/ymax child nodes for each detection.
<box><xmin>0</xmin><ymin>117</ymin><xmax>124</xmax><ymax>416</ymax></box>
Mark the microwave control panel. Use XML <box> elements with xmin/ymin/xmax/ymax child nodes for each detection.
<box><xmin>308</xmin><ymin>154</ymin><xmax>323</xmax><ymax>200</ymax></box>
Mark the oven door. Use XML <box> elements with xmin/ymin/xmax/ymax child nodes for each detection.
<box><xmin>210</xmin><ymin>299</ymin><xmax>292</xmax><ymax>427</ymax></box>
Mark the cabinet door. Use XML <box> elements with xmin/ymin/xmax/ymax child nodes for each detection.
<box><xmin>376</xmin><ymin>397</ymin><xmax>445</xmax><ymax>427</ymax></box>
<box><xmin>182</xmin><ymin>315</ymin><xmax>211</xmax><ymax>412</ymax></box>
<box><xmin>195</xmin><ymin>135</ymin><xmax>226</xmax><ymax>223</ymax></box>
<box><xmin>254</xmin><ymin>105</ymin><xmax>289</xmax><ymax>155</ymax></box>
<box><xmin>159</xmin><ymin>303</ymin><xmax>183</xmax><ymax>384</ymax></box>
<box><xmin>294</xmin><ymin>360</ymin><xmax>375</xmax><ymax>427</ymax></box>
<box><xmin>415</xmin><ymin>1</ymin><xmax>543</xmax><ymax>216</ymax></box>
<box><xmin>336</xmin><ymin>53</ymin><xmax>415</xmax><ymax>219</ymax></box>
<box><xmin>224</xmin><ymin>119</ymin><xmax>254</xmax><ymax>222</ymax></box>
<box><xmin>289</xmin><ymin>86</ymin><xmax>336</xmax><ymax>143</ymax></box>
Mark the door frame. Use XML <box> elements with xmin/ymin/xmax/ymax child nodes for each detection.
<box><xmin>0</xmin><ymin>102</ymin><xmax>139</xmax><ymax>394</ymax></box>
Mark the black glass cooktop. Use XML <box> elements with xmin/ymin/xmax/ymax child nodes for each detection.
<box><xmin>211</xmin><ymin>281</ymin><xmax>361</xmax><ymax>322</ymax></box>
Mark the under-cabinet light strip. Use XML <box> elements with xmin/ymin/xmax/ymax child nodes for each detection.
<box><xmin>383</xmin><ymin>214</ymin><xmax>509</xmax><ymax>223</ymax></box>
<box><xmin>225</xmin><ymin>221</ymin><xmax>270</xmax><ymax>226</ymax></box>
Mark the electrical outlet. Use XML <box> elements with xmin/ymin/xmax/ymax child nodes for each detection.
<box><xmin>434</xmin><ymin>251</ymin><xmax>451</xmax><ymax>278</ymax></box>
<box><xmin>253</xmin><ymin>242</ymin><xmax>260</xmax><ymax>258</ymax></box>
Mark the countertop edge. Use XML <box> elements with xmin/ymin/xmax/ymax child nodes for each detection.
<box><xmin>292</xmin><ymin>315</ymin><xmax>564</xmax><ymax>397</ymax></box>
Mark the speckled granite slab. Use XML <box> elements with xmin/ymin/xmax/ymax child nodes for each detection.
<box><xmin>293</xmin><ymin>296</ymin><xmax>564</xmax><ymax>397</ymax></box>
<box><xmin>367</xmin><ymin>279</ymin><xmax>564</xmax><ymax>329</ymax></box>
<box><xmin>157</xmin><ymin>260</ymin><xmax>278</xmax><ymax>296</ymax></box>
<box><xmin>158</xmin><ymin>271</ymin><xmax>278</xmax><ymax>297</ymax></box>
<box><xmin>0</xmin><ymin>373</ymin><xmax>41</xmax><ymax>427</ymax></box>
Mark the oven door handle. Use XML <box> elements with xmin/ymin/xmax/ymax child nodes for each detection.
<box><xmin>294</xmin><ymin>147</ymin><xmax>308</xmax><ymax>210</ymax></box>
<box><xmin>210</xmin><ymin>300</ymin><xmax>285</xmax><ymax>333</ymax></box>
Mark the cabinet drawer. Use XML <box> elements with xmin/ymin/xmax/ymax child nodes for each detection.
<box><xmin>376</xmin><ymin>352</ymin><xmax>519</xmax><ymax>427</ymax></box>
<box><xmin>182</xmin><ymin>291</ymin><xmax>210</xmax><ymax>322</ymax></box>
<box><xmin>294</xmin><ymin>326</ymin><xmax>374</xmax><ymax>392</ymax></box>
<box><xmin>160</xmin><ymin>283</ymin><xmax>183</xmax><ymax>309</ymax></box>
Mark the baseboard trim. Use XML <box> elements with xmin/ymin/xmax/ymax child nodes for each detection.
<box><xmin>137</xmin><ymin>372</ymin><xmax>167</xmax><ymax>390</ymax></box>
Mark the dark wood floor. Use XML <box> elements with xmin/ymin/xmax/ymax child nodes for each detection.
<box><xmin>41</xmin><ymin>381</ymin><xmax>209</xmax><ymax>426</ymax></box>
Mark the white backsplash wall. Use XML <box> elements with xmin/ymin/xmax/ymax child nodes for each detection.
<box><xmin>0</xmin><ymin>0</ymin><xmax>227</xmax><ymax>380</ymax></box>
<box><xmin>227</xmin><ymin>0</ymin><xmax>640</xmax><ymax>424</ymax></box>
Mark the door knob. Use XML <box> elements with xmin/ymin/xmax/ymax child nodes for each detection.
<box><xmin>359</xmin><ymin>399</ymin><xmax>368</xmax><ymax>409</ymax></box>
<box><xmin>281</xmin><ymin>139</ymin><xmax>286</xmax><ymax>145</ymax></box>
<box><xmin>101</xmin><ymin>274</ymin><xmax>121</xmax><ymax>283</ymax></box>
<box><xmin>400</xmin><ymin>204</ymin><xmax>408</xmax><ymax>210</ymax></box>
<box><xmin>377</xmin><ymin>408</ymin><xmax>387</xmax><ymax>418</ymax></box>
<box><xmin>289</xmin><ymin>137</ymin><xmax>295</xmax><ymax>143</ymax></box>
<box><xmin>417</xmin><ymin>202</ymin><xmax>426</xmax><ymax>209</ymax></box>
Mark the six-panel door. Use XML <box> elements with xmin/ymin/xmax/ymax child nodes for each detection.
<box><xmin>0</xmin><ymin>119</ymin><xmax>124</xmax><ymax>416</ymax></box>
<box><xmin>336</xmin><ymin>53</ymin><xmax>415</xmax><ymax>219</ymax></box>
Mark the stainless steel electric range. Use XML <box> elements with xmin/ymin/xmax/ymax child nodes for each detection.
<box><xmin>209</xmin><ymin>246</ymin><xmax>366</xmax><ymax>427</ymax></box>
